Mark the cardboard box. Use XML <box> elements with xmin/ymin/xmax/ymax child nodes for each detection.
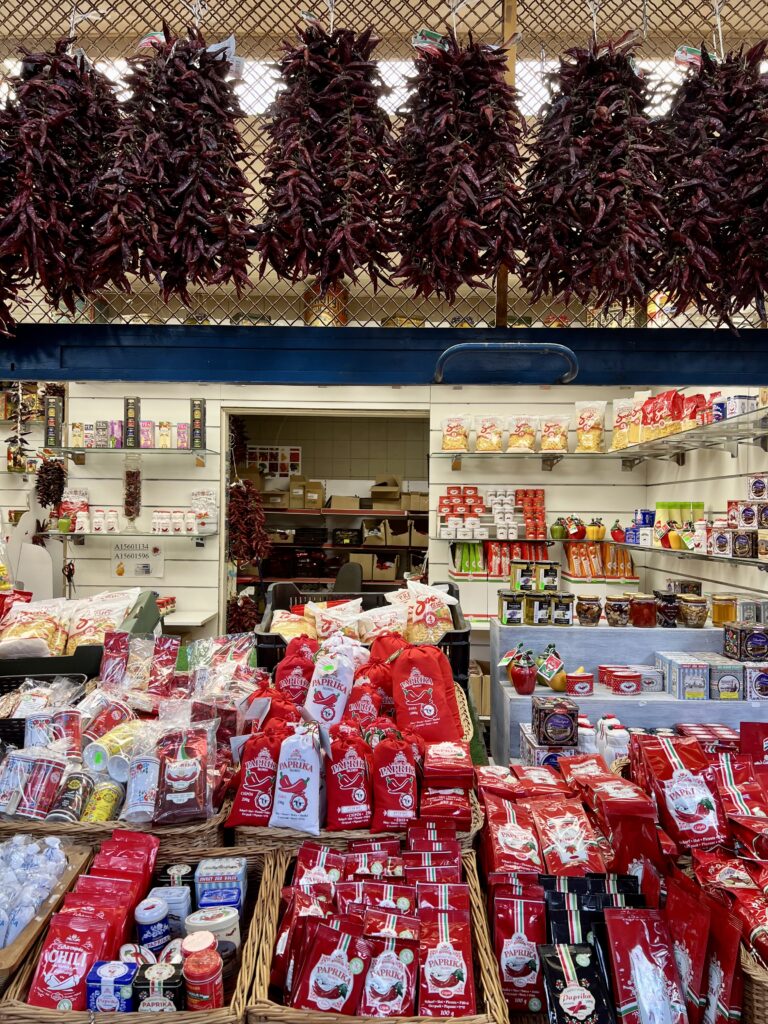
<box><xmin>468</xmin><ymin>662</ymin><xmax>483</xmax><ymax>717</ymax></box>
<box><xmin>371</xmin><ymin>475</ymin><xmax>402</xmax><ymax>508</ymax></box>
<box><xmin>410</xmin><ymin>492</ymin><xmax>429</xmax><ymax>512</ymax></box>
<box><xmin>384</xmin><ymin>519</ymin><xmax>410</xmax><ymax>547</ymax></box>
<box><xmin>289</xmin><ymin>475</ymin><xmax>307</xmax><ymax>508</ymax></box>
<box><xmin>372</xmin><ymin>554</ymin><xmax>399</xmax><ymax>581</ymax></box>
<box><xmin>268</xmin><ymin>529</ymin><xmax>295</xmax><ymax>544</ymax></box>
<box><xmin>519</xmin><ymin>723</ymin><xmax>578</xmax><ymax>768</ymax></box>
<box><xmin>349</xmin><ymin>552</ymin><xmax>375</xmax><ymax>581</ymax></box>
<box><xmin>362</xmin><ymin>519</ymin><xmax>386</xmax><ymax>546</ymax></box>
<box><xmin>410</xmin><ymin>521</ymin><xmax>428</xmax><ymax>548</ymax></box>
<box><xmin>304</xmin><ymin>481</ymin><xmax>326</xmax><ymax>510</ymax></box>
<box><xmin>329</xmin><ymin>495</ymin><xmax>360</xmax><ymax>509</ymax></box>
<box><xmin>264</xmin><ymin>492</ymin><xmax>289</xmax><ymax>510</ymax></box>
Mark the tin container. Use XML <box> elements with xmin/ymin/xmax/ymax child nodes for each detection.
<box><xmin>185</xmin><ymin>906</ymin><xmax>241</xmax><ymax>950</ymax></box>
<box><xmin>184</xmin><ymin>950</ymin><xmax>224</xmax><ymax>1011</ymax></box>
<box><xmin>565</xmin><ymin>672</ymin><xmax>594</xmax><ymax>696</ymax></box>
<box><xmin>135</xmin><ymin>897</ymin><xmax>172</xmax><ymax>954</ymax></box>
<box><xmin>45</xmin><ymin>770</ymin><xmax>94</xmax><ymax>823</ymax></box>
<box><xmin>86</xmin><ymin>961</ymin><xmax>138</xmax><ymax>1013</ymax></box>
<box><xmin>50</xmin><ymin>708</ymin><xmax>83</xmax><ymax>757</ymax></box>
<box><xmin>134</xmin><ymin>963</ymin><xmax>185</xmax><ymax>1012</ymax></box>
<box><xmin>82</xmin><ymin>699</ymin><xmax>135</xmax><ymax>743</ymax></box>
<box><xmin>148</xmin><ymin>886</ymin><xmax>191</xmax><ymax>939</ymax></box>
<box><xmin>24</xmin><ymin>712</ymin><xmax>52</xmax><ymax>748</ymax></box>
<box><xmin>80</xmin><ymin>779</ymin><xmax>124</xmax><ymax>822</ymax></box>
<box><xmin>15</xmin><ymin>756</ymin><xmax>65</xmax><ymax>820</ymax></box>
<box><xmin>181</xmin><ymin>931</ymin><xmax>217</xmax><ymax>959</ymax></box>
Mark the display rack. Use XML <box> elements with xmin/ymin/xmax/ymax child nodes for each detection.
<box><xmin>608</xmin><ymin>540</ymin><xmax>768</xmax><ymax>572</ymax></box>
<box><xmin>45</xmin><ymin>532</ymin><xmax>212</xmax><ymax>547</ymax></box>
<box><xmin>264</xmin><ymin>508</ymin><xmax>426</xmax><ymax>518</ymax></box>
<box><xmin>46</xmin><ymin>446</ymin><xmax>212</xmax><ymax>467</ymax></box>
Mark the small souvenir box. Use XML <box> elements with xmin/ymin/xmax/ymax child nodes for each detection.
<box><xmin>519</xmin><ymin>724</ymin><xmax>578</xmax><ymax>768</ymax></box>
<box><xmin>531</xmin><ymin>694</ymin><xmax>578</xmax><ymax>747</ymax></box>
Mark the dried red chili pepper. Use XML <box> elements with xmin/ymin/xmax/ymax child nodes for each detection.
<box><xmin>228</xmin><ymin>479</ymin><xmax>271</xmax><ymax>567</ymax></box>
<box><xmin>257</xmin><ymin>24</ymin><xmax>395</xmax><ymax>294</ymax></box>
<box><xmin>522</xmin><ymin>30</ymin><xmax>666</xmax><ymax>313</ymax></box>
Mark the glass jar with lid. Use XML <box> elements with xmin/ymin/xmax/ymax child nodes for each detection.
<box><xmin>678</xmin><ymin>595</ymin><xmax>708</xmax><ymax>628</ymax></box>
<box><xmin>523</xmin><ymin>592</ymin><xmax>552</xmax><ymax>626</ymax></box>
<box><xmin>629</xmin><ymin>594</ymin><xmax>656</xmax><ymax>628</ymax></box>
<box><xmin>711</xmin><ymin>594</ymin><xmax>738</xmax><ymax>626</ymax></box>
<box><xmin>575</xmin><ymin>595</ymin><xmax>601</xmax><ymax>627</ymax></box>
<box><xmin>654</xmin><ymin>590</ymin><xmax>679</xmax><ymax>628</ymax></box>
<box><xmin>604</xmin><ymin>597</ymin><xmax>630</xmax><ymax>627</ymax></box>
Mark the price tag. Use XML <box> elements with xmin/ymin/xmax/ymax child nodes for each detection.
<box><xmin>537</xmin><ymin>654</ymin><xmax>564</xmax><ymax>684</ymax></box>
<box><xmin>412</xmin><ymin>28</ymin><xmax>447</xmax><ymax>50</ymax></box>
<box><xmin>498</xmin><ymin>643</ymin><xmax>524</xmax><ymax>668</ymax></box>
<box><xmin>674</xmin><ymin>44</ymin><xmax>702</xmax><ymax>67</ymax></box>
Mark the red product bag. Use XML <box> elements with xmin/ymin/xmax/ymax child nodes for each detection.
<box><xmin>484</xmin><ymin>792</ymin><xmax>544</xmax><ymax>874</ymax></box>
<box><xmin>494</xmin><ymin>897</ymin><xmax>546</xmax><ymax>1013</ymax></box>
<box><xmin>286</xmin><ymin>635</ymin><xmax>319</xmax><ymax>661</ymax></box>
<box><xmin>358</xmin><ymin>935</ymin><xmax>419</xmax><ymax>1017</ymax></box>
<box><xmin>418</xmin><ymin>911</ymin><xmax>476</xmax><ymax>1017</ymax></box>
<box><xmin>529</xmin><ymin>799</ymin><xmax>607</xmax><ymax>876</ymax></box>
<box><xmin>360</xmin><ymin>882</ymin><xmax>417</xmax><ymax>915</ymax></box>
<box><xmin>354</xmin><ymin>660</ymin><xmax>395</xmax><ymax>717</ymax></box>
<box><xmin>344</xmin><ymin>683</ymin><xmax>383</xmax><ymax>730</ymax></box>
<box><xmin>644</xmin><ymin>736</ymin><xmax>725</xmax><ymax>850</ymax></box>
<box><xmin>291</xmin><ymin>923</ymin><xmax>372</xmax><ymax>1014</ymax></box>
<box><xmin>605</xmin><ymin>909</ymin><xmax>687</xmax><ymax>1024</ymax></box>
<box><xmin>713</xmin><ymin>754</ymin><xmax>768</xmax><ymax>817</ymax></box>
<box><xmin>424</xmin><ymin>740</ymin><xmax>473</xmax><ymax>787</ymax></box>
<box><xmin>274</xmin><ymin>655</ymin><xmax>314</xmax><ymax>705</ymax></box>
<box><xmin>326</xmin><ymin>734</ymin><xmax>373</xmax><ymax>831</ymax></box>
<box><xmin>664</xmin><ymin>878</ymin><xmax>711</xmax><ymax>1024</ymax></box>
<box><xmin>295</xmin><ymin>842</ymin><xmax>346</xmax><ymax>886</ymax></box>
<box><xmin>370</xmin><ymin>633</ymin><xmax>409</xmax><ymax>662</ymax></box>
<box><xmin>419</xmin><ymin>788</ymin><xmax>472</xmax><ymax>830</ymax></box>
<box><xmin>363</xmin><ymin>716</ymin><xmax>402</xmax><ymax>749</ymax></box>
<box><xmin>371</xmin><ymin>737</ymin><xmax>418</xmax><ymax>833</ymax></box>
<box><xmin>226</xmin><ymin>724</ymin><xmax>289</xmax><ymax>828</ymax></box>
<box><xmin>363</xmin><ymin>907</ymin><xmax>421</xmax><ymax>941</ymax></box>
<box><xmin>732</xmin><ymin>891</ymin><xmax>768</xmax><ymax>965</ymax></box>
<box><xmin>700</xmin><ymin>897</ymin><xmax>743</xmax><ymax>1024</ymax></box>
<box><xmin>28</xmin><ymin>914</ymin><xmax>111</xmax><ymax>1009</ymax></box>
<box><xmin>391</xmin><ymin>647</ymin><xmax>461</xmax><ymax>743</ymax></box>
<box><xmin>405</xmin><ymin>865</ymin><xmax>463</xmax><ymax>885</ymax></box>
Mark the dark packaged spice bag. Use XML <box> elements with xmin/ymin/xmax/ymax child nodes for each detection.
<box><xmin>540</xmin><ymin>943</ymin><xmax>616</xmax><ymax>1024</ymax></box>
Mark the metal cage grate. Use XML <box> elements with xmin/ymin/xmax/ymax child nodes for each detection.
<box><xmin>1</xmin><ymin>0</ymin><xmax>766</xmax><ymax>329</ymax></box>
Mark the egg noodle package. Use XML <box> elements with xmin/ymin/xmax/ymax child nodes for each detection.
<box><xmin>441</xmin><ymin>416</ymin><xmax>471</xmax><ymax>452</ymax></box>
<box><xmin>575</xmin><ymin>401</ymin><xmax>606</xmax><ymax>453</ymax></box>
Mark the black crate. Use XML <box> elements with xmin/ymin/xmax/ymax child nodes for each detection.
<box><xmin>255</xmin><ymin>581</ymin><xmax>471</xmax><ymax>688</ymax></box>
<box><xmin>0</xmin><ymin>673</ymin><xmax>88</xmax><ymax>747</ymax></box>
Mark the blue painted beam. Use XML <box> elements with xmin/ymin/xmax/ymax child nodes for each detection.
<box><xmin>0</xmin><ymin>323</ymin><xmax>760</xmax><ymax>385</ymax></box>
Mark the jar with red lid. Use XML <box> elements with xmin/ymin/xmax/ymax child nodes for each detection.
<box><xmin>629</xmin><ymin>595</ymin><xmax>656</xmax><ymax>628</ymax></box>
<box><xmin>183</xmin><ymin>949</ymin><xmax>223</xmax><ymax>1011</ymax></box>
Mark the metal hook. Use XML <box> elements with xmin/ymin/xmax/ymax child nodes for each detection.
<box><xmin>712</xmin><ymin>0</ymin><xmax>725</xmax><ymax>59</ymax></box>
<box><xmin>587</xmin><ymin>0</ymin><xmax>600</xmax><ymax>39</ymax></box>
<box><xmin>186</xmin><ymin>0</ymin><xmax>208</xmax><ymax>29</ymax></box>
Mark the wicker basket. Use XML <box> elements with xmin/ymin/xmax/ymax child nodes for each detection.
<box><xmin>0</xmin><ymin>799</ymin><xmax>230</xmax><ymax>855</ymax></box>
<box><xmin>741</xmin><ymin>945</ymin><xmax>768</xmax><ymax>1024</ymax></box>
<box><xmin>0</xmin><ymin>844</ymin><xmax>277</xmax><ymax>1024</ymax></box>
<box><xmin>233</xmin><ymin>684</ymin><xmax>481</xmax><ymax>851</ymax></box>
<box><xmin>246</xmin><ymin>848</ymin><xmax>508</xmax><ymax>1024</ymax></box>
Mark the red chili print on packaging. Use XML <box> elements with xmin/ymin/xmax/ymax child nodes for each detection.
<box><xmin>391</xmin><ymin>647</ymin><xmax>461</xmax><ymax>743</ymax></box>
<box><xmin>483</xmin><ymin>792</ymin><xmax>544</xmax><ymax>873</ymax></box>
<box><xmin>295</xmin><ymin>843</ymin><xmax>346</xmax><ymax>887</ymax></box>
<box><xmin>665</xmin><ymin>878</ymin><xmax>711</xmax><ymax>1024</ymax></box>
<box><xmin>226</xmin><ymin>725</ymin><xmax>288</xmax><ymax>828</ymax></box>
<box><xmin>645</xmin><ymin>737</ymin><xmax>725</xmax><ymax>850</ymax></box>
<box><xmin>28</xmin><ymin>914</ymin><xmax>111</xmax><ymax>1010</ymax></box>
<box><xmin>371</xmin><ymin>738</ymin><xmax>417</xmax><ymax>833</ymax></box>
<box><xmin>325</xmin><ymin>736</ymin><xmax>373</xmax><ymax>830</ymax></box>
<box><xmin>495</xmin><ymin>897</ymin><xmax>546</xmax><ymax>1013</ymax></box>
<box><xmin>358</xmin><ymin>935</ymin><xmax>418</xmax><ymax>1017</ymax></box>
<box><xmin>605</xmin><ymin>909</ymin><xmax>687</xmax><ymax>1024</ymax></box>
<box><xmin>304</xmin><ymin>654</ymin><xmax>354</xmax><ymax>726</ymax></box>
<box><xmin>530</xmin><ymin>800</ymin><xmax>607</xmax><ymax>876</ymax></box>
<box><xmin>274</xmin><ymin>655</ymin><xmax>314</xmax><ymax>705</ymax></box>
<box><xmin>291</xmin><ymin>924</ymin><xmax>372</xmax><ymax>1014</ymax></box>
<box><xmin>418</xmin><ymin>912</ymin><xmax>476</xmax><ymax>1017</ymax></box>
<box><xmin>344</xmin><ymin>683</ymin><xmax>383</xmax><ymax>730</ymax></box>
<box><xmin>269</xmin><ymin>724</ymin><xmax>322</xmax><ymax>835</ymax></box>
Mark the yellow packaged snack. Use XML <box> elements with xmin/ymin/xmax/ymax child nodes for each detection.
<box><xmin>441</xmin><ymin>416</ymin><xmax>471</xmax><ymax>452</ymax></box>
<box><xmin>507</xmin><ymin>415</ymin><xmax>538</xmax><ymax>452</ymax></box>
<box><xmin>609</xmin><ymin>398</ymin><xmax>633</xmax><ymax>450</ymax></box>
<box><xmin>271</xmin><ymin>609</ymin><xmax>317</xmax><ymax>641</ymax></box>
<box><xmin>575</xmin><ymin>401</ymin><xmax>606</xmax><ymax>453</ymax></box>
<box><xmin>540</xmin><ymin>415</ymin><xmax>570</xmax><ymax>453</ymax></box>
<box><xmin>475</xmin><ymin>415</ymin><xmax>503</xmax><ymax>452</ymax></box>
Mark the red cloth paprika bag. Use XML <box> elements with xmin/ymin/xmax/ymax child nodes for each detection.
<box><xmin>345</xmin><ymin>683</ymin><xmax>383</xmax><ymax>730</ymax></box>
<box><xmin>390</xmin><ymin>647</ymin><xmax>461</xmax><ymax>743</ymax></box>
<box><xmin>372</xmin><ymin>737</ymin><xmax>418</xmax><ymax>832</ymax></box>
<box><xmin>326</xmin><ymin>734</ymin><xmax>374</xmax><ymax>830</ymax></box>
<box><xmin>227</xmin><ymin>723</ymin><xmax>289</xmax><ymax>828</ymax></box>
<box><xmin>354</xmin><ymin>660</ymin><xmax>394</xmax><ymax>716</ymax></box>
<box><xmin>274</xmin><ymin>655</ymin><xmax>314</xmax><ymax>705</ymax></box>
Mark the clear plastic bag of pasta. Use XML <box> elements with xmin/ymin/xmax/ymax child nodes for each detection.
<box><xmin>441</xmin><ymin>416</ymin><xmax>471</xmax><ymax>452</ymax></box>
<box><xmin>540</xmin><ymin>414</ymin><xmax>570</xmax><ymax>453</ymax></box>
<box><xmin>610</xmin><ymin>398</ymin><xmax>634</xmax><ymax>451</ymax></box>
<box><xmin>475</xmin><ymin>415</ymin><xmax>503</xmax><ymax>452</ymax></box>
<box><xmin>575</xmin><ymin>401</ymin><xmax>607</xmax><ymax>453</ymax></box>
<box><xmin>507</xmin><ymin>415</ymin><xmax>538</xmax><ymax>452</ymax></box>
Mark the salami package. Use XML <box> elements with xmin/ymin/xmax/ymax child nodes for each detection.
<box><xmin>290</xmin><ymin>923</ymin><xmax>372</xmax><ymax>1013</ymax></box>
<box><xmin>226</xmin><ymin>724</ymin><xmax>288</xmax><ymax>828</ymax></box>
<box><xmin>358</xmin><ymin>935</ymin><xmax>418</xmax><ymax>1017</ymax></box>
<box><xmin>269</xmin><ymin>724</ymin><xmax>323</xmax><ymax>835</ymax></box>
<box><xmin>325</xmin><ymin>734</ymin><xmax>373</xmax><ymax>830</ymax></box>
<box><xmin>274</xmin><ymin>655</ymin><xmax>314</xmax><ymax>705</ymax></box>
<box><xmin>540</xmin><ymin>943</ymin><xmax>615</xmax><ymax>1024</ymax></box>
<box><xmin>304</xmin><ymin>653</ymin><xmax>354</xmax><ymax>726</ymax></box>
<box><xmin>644</xmin><ymin>737</ymin><xmax>725</xmax><ymax>850</ymax></box>
<box><xmin>371</xmin><ymin>737</ymin><xmax>418</xmax><ymax>833</ymax></box>
<box><xmin>530</xmin><ymin>800</ymin><xmax>607</xmax><ymax>876</ymax></box>
<box><xmin>604</xmin><ymin>909</ymin><xmax>686</xmax><ymax>1024</ymax></box>
<box><xmin>391</xmin><ymin>646</ymin><xmax>461</xmax><ymax>743</ymax></box>
<box><xmin>418</xmin><ymin>912</ymin><xmax>476</xmax><ymax>1016</ymax></box>
<box><xmin>495</xmin><ymin>897</ymin><xmax>546</xmax><ymax>1013</ymax></box>
<box><xmin>483</xmin><ymin>792</ymin><xmax>544</xmax><ymax>873</ymax></box>
<box><xmin>344</xmin><ymin>683</ymin><xmax>383</xmax><ymax>730</ymax></box>
<box><xmin>664</xmin><ymin>878</ymin><xmax>710</xmax><ymax>1024</ymax></box>
<box><xmin>28</xmin><ymin>914</ymin><xmax>111</xmax><ymax>1009</ymax></box>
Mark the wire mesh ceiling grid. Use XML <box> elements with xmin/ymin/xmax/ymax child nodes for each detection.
<box><xmin>0</xmin><ymin>0</ymin><xmax>765</xmax><ymax>329</ymax></box>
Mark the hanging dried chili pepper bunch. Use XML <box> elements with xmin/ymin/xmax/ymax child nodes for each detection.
<box><xmin>0</xmin><ymin>38</ymin><xmax>119</xmax><ymax>323</ymax></box>
<box><xmin>226</xmin><ymin>593</ymin><xmax>260</xmax><ymax>633</ymax></box>
<box><xmin>91</xmin><ymin>22</ymin><xmax>253</xmax><ymax>303</ymax></box>
<box><xmin>257</xmin><ymin>24</ymin><xmax>395</xmax><ymax>293</ymax></box>
<box><xmin>35</xmin><ymin>458</ymin><xmax>66</xmax><ymax>509</ymax></box>
<box><xmin>228</xmin><ymin>479</ymin><xmax>272</xmax><ymax>567</ymax></box>
<box><xmin>394</xmin><ymin>32</ymin><xmax>526</xmax><ymax>303</ymax></box>
<box><xmin>522</xmin><ymin>30</ymin><xmax>665</xmax><ymax>313</ymax></box>
<box><xmin>0</xmin><ymin>98</ymin><xmax>21</xmax><ymax>335</ymax></box>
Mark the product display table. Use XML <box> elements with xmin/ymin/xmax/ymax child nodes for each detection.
<box><xmin>489</xmin><ymin>620</ymin><xmax>748</xmax><ymax>762</ymax></box>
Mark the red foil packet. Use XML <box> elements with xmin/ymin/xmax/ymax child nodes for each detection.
<box><xmin>417</xmin><ymin>912</ymin><xmax>476</xmax><ymax>1017</ymax></box>
<box><xmin>539</xmin><ymin>943</ymin><xmax>615</xmax><ymax>1024</ymax></box>
<box><xmin>604</xmin><ymin>909</ymin><xmax>686</xmax><ymax>1024</ymax></box>
<box><xmin>530</xmin><ymin>799</ymin><xmax>607</xmax><ymax>876</ymax></box>
<box><xmin>495</xmin><ymin>896</ymin><xmax>546</xmax><ymax>1013</ymax></box>
<box><xmin>664</xmin><ymin>878</ymin><xmax>711</xmax><ymax>1024</ymax></box>
<box><xmin>357</xmin><ymin>935</ymin><xmax>418</xmax><ymax>1017</ymax></box>
<box><xmin>290</xmin><ymin>924</ymin><xmax>372</xmax><ymax>1014</ymax></box>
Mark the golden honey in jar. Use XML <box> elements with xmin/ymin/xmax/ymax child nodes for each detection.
<box><xmin>711</xmin><ymin>594</ymin><xmax>738</xmax><ymax>626</ymax></box>
<box><xmin>629</xmin><ymin>594</ymin><xmax>656</xmax><ymax>628</ymax></box>
<box><xmin>575</xmin><ymin>595</ymin><xmax>601</xmax><ymax>626</ymax></box>
<box><xmin>604</xmin><ymin>597</ymin><xmax>630</xmax><ymax>627</ymax></box>
<box><xmin>678</xmin><ymin>595</ymin><xmax>708</xmax><ymax>628</ymax></box>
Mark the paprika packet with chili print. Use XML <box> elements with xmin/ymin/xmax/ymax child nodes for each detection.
<box><xmin>494</xmin><ymin>896</ymin><xmax>546</xmax><ymax>1013</ymax></box>
<box><xmin>295</xmin><ymin>842</ymin><xmax>346</xmax><ymax>887</ymax></box>
<box><xmin>28</xmin><ymin>914</ymin><xmax>111</xmax><ymax>1010</ymax></box>
<box><xmin>325</xmin><ymin>734</ymin><xmax>373</xmax><ymax>830</ymax></box>
<box><xmin>692</xmin><ymin>848</ymin><xmax>760</xmax><ymax>897</ymax></box>
<box><xmin>269</xmin><ymin>723</ymin><xmax>323</xmax><ymax>835</ymax></box>
<box><xmin>286</xmin><ymin>635</ymin><xmax>319</xmax><ymax>661</ymax></box>
<box><xmin>643</xmin><ymin>736</ymin><xmax>726</xmax><ymax>850</ymax></box>
<box><xmin>529</xmin><ymin>799</ymin><xmax>607</xmax><ymax>876</ymax></box>
<box><xmin>391</xmin><ymin>646</ymin><xmax>461</xmax><ymax>743</ymax></box>
<box><xmin>371</xmin><ymin>736</ymin><xmax>418</xmax><ymax>833</ymax></box>
<box><xmin>363</xmin><ymin>907</ymin><xmax>421</xmax><ymax>941</ymax></box>
<box><xmin>304</xmin><ymin>652</ymin><xmax>355</xmax><ymax>726</ymax></box>
<box><xmin>605</xmin><ymin>909</ymin><xmax>686</xmax><ymax>1024</ymax></box>
<box><xmin>290</xmin><ymin>923</ymin><xmax>372</xmax><ymax>1014</ymax></box>
<box><xmin>664</xmin><ymin>878</ymin><xmax>710</xmax><ymax>1024</ymax></box>
<box><xmin>274</xmin><ymin>654</ymin><xmax>314</xmax><ymax>705</ymax></box>
<box><xmin>344</xmin><ymin>682</ymin><xmax>382</xmax><ymax>730</ymax></box>
<box><xmin>699</xmin><ymin>894</ymin><xmax>743</xmax><ymax>1024</ymax></box>
<box><xmin>272</xmin><ymin>889</ymin><xmax>332</xmax><ymax>990</ymax></box>
<box><xmin>539</xmin><ymin>943</ymin><xmax>616</xmax><ymax>1024</ymax></box>
<box><xmin>153</xmin><ymin>722</ymin><xmax>214</xmax><ymax>826</ymax></box>
<box><xmin>358</xmin><ymin>934</ymin><xmax>419</xmax><ymax>1017</ymax></box>
<box><xmin>227</xmin><ymin>723</ymin><xmax>290</xmax><ymax>828</ymax></box>
<box><xmin>359</xmin><ymin>881</ymin><xmax>417</xmax><ymax>915</ymax></box>
<box><xmin>482</xmin><ymin>791</ymin><xmax>544</xmax><ymax>874</ymax></box>
<box><xmin>418</xmin><ymin>911</ymin><xmax>476</xmax><ymax>1017</ymax></box>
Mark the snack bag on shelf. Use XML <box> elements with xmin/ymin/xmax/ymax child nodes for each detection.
<box><xmin>656</xmin><ymin>389</ymin><xmax>684</xmax><ymax>436</ymax></box>
<box><xmin>357</xmin><ymin>604</ymin><xmax>408</xmax><ymax>643</ymax></box>
<box><xmin>271</xmin><ymin>610</ymin><xmax>317</xmax><ymax>641</ymax></box>
<box><xmin>441</xmin><ymin>416</ymin><xmax>471</xmax><ymax>452</ymax></box>
<box><xmin>475</xmin><ymin>415</ymin><xmax>504</xmax><ymax>452</ymax></box>
<box><xmin>629</xmin><ymin>391</ymin><xmax>651</xmax><ymax>445</ymax></box>
<box><xmin>311</xmin><ymin>602</ymin><xmax>362</xmax><ymax>641</ymax></box>
<box><xmin>269</xmin><ymin>723</ymin><xmax>323</xmax><ymax>834</ymax></box>
<box><xmin>641</xmin><ymin>395</ymin><xmax>658</xmax><ymax>441</ymax></box>
<box><xmin>575</xmin><ymin>401</ymin><xmax>607</xmax><ymax>453</ymax></box>
<box><xmin>507</xmin><ymin>414</ymin><xmax>538</xmax><ymax>452</ymax></box>
<box><xmin>541</xmin><ymin>414</ymin><xmax>570</xmax><ymax>453</ymax></box>
<box><xmin>609</xmin><ymin>398</ymin><xmax>633</xmax><ymax>450</ymax></box>
<box><xmin>418</xmin><ymin>912</ymin><xmax>476</xmax><ymax>1016</ymax></box>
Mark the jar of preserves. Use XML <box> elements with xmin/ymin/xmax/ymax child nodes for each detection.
<box><xmin>551</xmin><ymin>593</ymin><xmax>575</xmax><ymax>626</ymax></box>
<box><xmin>523</xmin><ymin>592</ymin><xmax>552</xmax><ymax>626</ymax></box>
<box><xmin>711</xmin><ymin>594</ymin><xmax>738</xmax><ymax>626</ymax></box>
<box><xmin>604</xmin><ymin>597</ymin><xmax>630</xmax><ymax>627</ymax></box>
<box><xmin>575</xmin><ymin>595</ymin><xmax>601</xmax><ymax>626</ymax></box>
<box><xmin>654</xmin><ymin>590</ymin><xmax>679</xmax><ymax>628</ymax></box>
<box><xmin>678</xmin><ymin>595</ymin><xmax>708</xmax><ymax>628</ymax></box>
<box><xmin>629</xmin><ymin>594</ymin><xmax>656</xmax><ymax>628</ymax></box>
